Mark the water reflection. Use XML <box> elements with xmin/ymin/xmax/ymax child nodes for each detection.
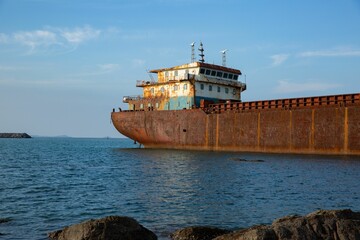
<box><xmin>112</xmin><ymin>148</ymin><xmax>360</xmax><ymax>232</ymax></box>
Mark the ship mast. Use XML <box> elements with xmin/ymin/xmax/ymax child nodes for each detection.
<box><xmin>198</xmin><ymin>42</ymin><xmax>205</xmax><ymax>63</ymax></box>
<box><xmin>221</xmin><ymin>49</ymin><xmax>227</xmax><ymax>67</ymax></box>
<box><xmin>190</xmin><ymin>42</ymin><xmax>196</xmax><ymax>63</ymax></box>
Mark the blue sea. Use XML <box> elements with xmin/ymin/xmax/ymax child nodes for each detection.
<box><xmin>0</xmin><ymin>137</ymin><xmax>360</xmax><ymax>239</ymax></box>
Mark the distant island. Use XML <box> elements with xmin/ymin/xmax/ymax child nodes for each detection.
<box><xmin>0</xmin><ymin>133</ymin><xmax>32</xmax><ymax>138</ymax></box>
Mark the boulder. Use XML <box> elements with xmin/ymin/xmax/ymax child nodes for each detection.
<box><xmin>48</xmin><ymin>216</ymin><xmax>157</xmax><ymax>240</ymax></box>
<box><xmin>214</xmin><ymin>209</ymin><xmax>360</xmax><ymax>240</ymax></box>
<box><xmin>170</xmin><ymin>226</ymin><xmax>230</xmax><ymax>240</ymax></box>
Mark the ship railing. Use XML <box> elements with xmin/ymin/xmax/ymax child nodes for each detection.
<box><xmin>123</xmin><ymin>95</ymin><xmax>144</xmax><ymax>103</ymax></box>
<box><xmin>204</xmin><ymin>93</ymin><xmax>360</xmax><ymax>114</ymax></box>
<box><xmin>136</xmin><ymin>80</ymin><xmax>158</xmax><ymax>86</ymax></box>
<box><xmin>137</xmin><ymin>74</ymin><xmax>196</xmax><ymax>84</ymax></box>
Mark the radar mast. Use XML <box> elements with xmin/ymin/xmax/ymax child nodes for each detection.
<box><xmin>198</xmin><ymin>42</ymin><xmax>205</xmax><ymax>63</ymax></box>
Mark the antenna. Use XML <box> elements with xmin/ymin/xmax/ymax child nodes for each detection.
<box><xmin>198</xmin><ymin>42</ymin><xmax>205</xmax><ymax>63</ymax></box>
<box><xmin>190</xmin><ymin>42</ymin><xmax>196</xmax><ymax>62</ymax></box>
<box><xmin>221</xmin><ymin>49</ymin><xmax>228</xmax><ymax>67</ymax></box>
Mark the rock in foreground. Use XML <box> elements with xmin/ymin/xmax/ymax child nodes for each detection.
<box><xmin>48</xmin><ymin>216</ymin><xmax>157</xmax><ymax>240</ymax></box>
<box><xmin>214</xmin><ymin>209</ymin><xmax>360</xmax><ymax>240</ymax></box>
<box><xmin>170</xmin><ymin>226</ymin><xmax>230</xmax><ymax>240</ymax></box>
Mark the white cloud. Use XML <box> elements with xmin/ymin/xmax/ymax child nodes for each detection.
<box><xmin>270</xmin><ymin>54</ymin><xmax>289</xmax><ymax>66</ymax></box>
<box><xmin>13</xmin><ymin>30</ymin><xmax>58</xmax><ymax>50</ymax></box>
<box><xmin>299</xmin><ymin>48</ymin><xmax>360</xmax><ymax>57</ymax></box>
<box><xmin>0</xmin><ymin>78</ymin><xmax>56</xmax><ymax>86</ymax></box>
<box><xmin>0</xmin><ymin>25</ymin><xmax>101</xmax><ymax>54</ymax></box>
<box><xmin>98</xmin><ymin>63</ymin><xmax>120</xmax><ymax>72</ymax></box>
<box><xmin>59</xmin><ymin>26</ymin><xmax>101</xmax><ymax>44</ymax></box>
<box><xmin>274</xmin><ymin>80</ymin><xmax>341</xmax><ymax>93</ymax></box>
<box><xmin>132</xmin><ymin>59</ymin><xmax>145</xmax><ymax>67</ymax></box>
<box><xmin>0</xmin><ymin>65</ymin><xmax>26</xmax><ymax>72</ymax></box>
<box><xmin>0</xmin><ymin>33</ymin><xmax>9</xmax><ymax>43</ymax></box>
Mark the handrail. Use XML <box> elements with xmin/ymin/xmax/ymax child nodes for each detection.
<box><xmin>205</xmin><ymin>93</ymin><xmax>360</xmax><ymax>114</ymax></box>
<box><xmin>122</xmin><ymin>95</ymin><xmax>144</xmax><ymax>103</ymax></box>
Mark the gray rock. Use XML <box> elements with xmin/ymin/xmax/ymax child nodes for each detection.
<box><xmin>214</xmin><ymin>209</ymin><xmax>360</xmax><ymax>240</ymax></box>
<box><xmin>48</xmin><ymin>216</ymin><xmax>157</xmax><ymax>240</ymax></box>
<box><xmin>170</xmin><ymin>226</ymin><xmax>230</xmax><ymax>240</ymax></box>
<box><xmin>0</xmin><ymin>133</ymin><xmax>31</xmax><ymax>138</ymax></box>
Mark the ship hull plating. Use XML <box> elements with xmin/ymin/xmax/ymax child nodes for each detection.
<box><xmin>111</xmin><ymin>101</ymin><xmax>360</xmax><ymax>155</ymax></box>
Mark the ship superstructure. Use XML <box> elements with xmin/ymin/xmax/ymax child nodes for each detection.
<box><xmin>111</xmin><ymin>43</ymin><xmax>360</xmax><ymax>155</ymax></box>
<box><xmin>123</xmin><ymin>43</ymin><xmax>246</xmax><ymax>110</ymax></box>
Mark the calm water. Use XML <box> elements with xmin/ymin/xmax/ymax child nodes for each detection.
<box><xmin>0</xmin><ymin>138</ymin><xmax>360</xmax><ymax>239</ymax></box>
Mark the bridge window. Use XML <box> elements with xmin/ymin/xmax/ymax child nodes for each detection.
<box><xmin>211</xmin><ymin>71</ymin><xmax>216</xmax><ymax>76</ymax></box>
<box><xmin>209</xmin><ymin>85</ymin><xmax>213</xmax><ymax>91</ymax></box>
<box><xmin>233</xmin><ymin>75</ymin><xmax>238</xmax><ymax>80</ymax></box>
<box><xmin>200</xmin><ymin>68</ymin><xmax>205</xmax><ymax>74</ymax></box>
<box><xmin>205</xmin><ymin>69</ymin><xmax>211</xmax><ymax>75</ymax></box>
<box><xmin>223</xmin><ymin>73</ymin><xmax>228</xmax><ymax>78</ymax></box>
<box><xmin>228</xmin><ymin>73</ymin><xmax>233</xmax><ymax>79</ymax></box>
<box><xmin>216</xmin><ymin>71</ymin><xmax>222</xmax><ymax>77</ymax></box>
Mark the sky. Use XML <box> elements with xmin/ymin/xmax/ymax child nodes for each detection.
<box><xmin>0</xmin><ymin>0</ymin><xmax>359</xmax><ymax>138</ymax></box>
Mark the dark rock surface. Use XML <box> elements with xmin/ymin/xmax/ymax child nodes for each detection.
<box><xmin>0</xmin><ymin>217</ymin><xmax>12</xmax><ymax>224</ymax></box>
<box><xmin>0</xmin><ymin>217</ymin><xmax>12</xmax><ymax>236</ymax></box>
<box><xmin>214</xmin><ymin>209</ymin><xmax>360</xmax><ymax>240</ymax></box>
<box><xmin>170</xmin><ymin>226</ymin><xmax>230</xmax><ymax>240</ymax></box>
<box><xmin>229</xmin><ymin>158</ymin><xmax>265</xmax><ymax>163</ymax></box>
<box><xmin>48</xmin><ymin>210</ymin><xmax>360</xmax><ymax>240</ymax></box>
<box><xmin>0</xmin><ymin>133</ymin><xmax>31</xmax><ymax>138</ymax></box>
<box><xmin>48</xmin><ymin>216</ymin><xmax>157</xmax><ymax>240</ymax></box>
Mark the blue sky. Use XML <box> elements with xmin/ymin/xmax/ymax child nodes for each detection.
<box><xmin>0</xmin><ymin>0</ymin><xmax>359</xmax><ymax>138</ymax></box>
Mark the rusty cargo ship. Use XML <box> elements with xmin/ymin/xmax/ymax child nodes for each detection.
<box><xmin>111</xmin><ymin>43</ymin><xmax>360</xmax><ymax>155</ymax></box>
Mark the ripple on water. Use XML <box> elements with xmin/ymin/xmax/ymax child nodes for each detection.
<box><xmin>0</xmin><ymin>138</ymin><xmax>360</xmax><ymax>240</ymax></box>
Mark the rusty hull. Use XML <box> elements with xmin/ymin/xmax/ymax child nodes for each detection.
<box><xmin>111</xmin><ymin>93</ymin><xmax>360</xmax><ymax>155</ymax></box>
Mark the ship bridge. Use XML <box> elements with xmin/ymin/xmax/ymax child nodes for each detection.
<box><xmin>123</xmin><ymin>43</ymin><xmax>246</xmax><ymax>111</ymax></box>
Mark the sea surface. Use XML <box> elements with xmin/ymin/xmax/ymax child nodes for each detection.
<box><xmin>0</xmin><ymin>137</ymin><xmax>360</xmax><ymax>239</ymax></box>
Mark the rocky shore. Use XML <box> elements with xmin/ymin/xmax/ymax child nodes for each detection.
<box><xmin>0</xmin><ymin>133</ymin><xmax>31</xmax><ymax>138</ymax></box>
<box><xmin>48</xmin><ymin>209</ymin><xmax>360</xmax><ymax>240</ymax></box>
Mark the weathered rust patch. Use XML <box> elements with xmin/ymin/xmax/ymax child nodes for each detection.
<box><xmin>112</xmin><ymin>93</ymin><xmax>360</xmax><ymax>155</ymax></box>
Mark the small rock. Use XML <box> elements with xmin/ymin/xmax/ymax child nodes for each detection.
<box><xmin>170</xmin><ymin>226</ymin><xmax>230</xmax><ymax>240</ymax></box>
<box><xmin>48</xmin><ymin>216</ymin><xmax>157</xmax><ymax>240</ymax></box>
